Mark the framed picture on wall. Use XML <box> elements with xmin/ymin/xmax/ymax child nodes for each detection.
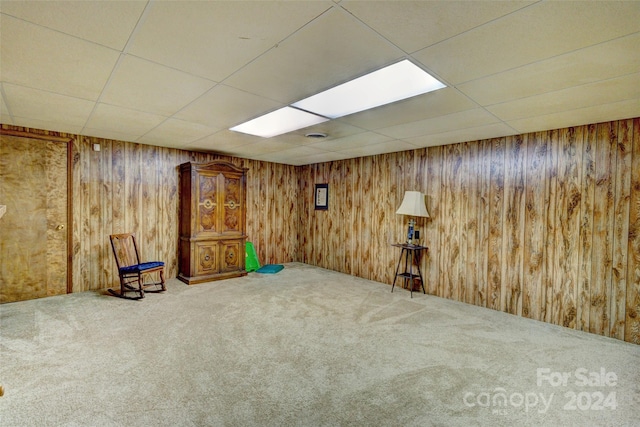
<box><xmin>314</xmin><ymin>183</ymin><xmax>328</xmax><ymax>210</ymax></box>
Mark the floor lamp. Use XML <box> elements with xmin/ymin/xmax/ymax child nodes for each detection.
<box><xmin>396</xmin><ymin>191</ymin><xmax>429</xmax><ymax>245</ymax></box>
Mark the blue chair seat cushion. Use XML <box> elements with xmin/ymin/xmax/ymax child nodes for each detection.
<box><xmin>120</xmin><ymin>261</ymin><xmax>165</xmax><ymax>274</ymax></box>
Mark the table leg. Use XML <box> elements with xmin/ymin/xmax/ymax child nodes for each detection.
<box><xmin>392</xmin><ymin>248</ymin><xmax>404</xmax><ymax>293</ymax></box>
<box><xmin>414</xmin><ymin>250</ymin><xmax>426</xmax><ymax>294</ymax></box>
<box><xmin>405</xmin><ymin>251</ymin><xmax>416</xmax><ymax>298</ymax></box>
<box><xmin>403</xmin><ymin>249</ymin><xmax>410</xmax><ymax>294</ymax></box>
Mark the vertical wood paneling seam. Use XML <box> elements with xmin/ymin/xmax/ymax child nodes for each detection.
<box><xmin>610</xmin><ymin>119</ymin><xmax>632</xmax><ymax>339</ymax></box>
<box><xmin>590</xmin><ymin>122</ymin><xmax>616</xmax><ymax>335</ymax></box>
<box><xmin>577</xmin><ymin>124</ymin><xmax>595</xmax><ymax>332</ymax></box>
<box><xmin>66</xmin><ymin>139</ymin><xmax>73</xmax><ymax>293</ymax></box>
<box><xmin>487</xmin><ymin>138</ymin><xmax>505</xmax><ymax>311</ymax></box>
<box><xmin>544</xmin><ymin>130</ymin><xmax>559</xmax><ymax>324</ymax></box>
<box><xmin>522</xmin><ymin>132</ymin><xmax>547</xmax><ymax>320</ymax></box>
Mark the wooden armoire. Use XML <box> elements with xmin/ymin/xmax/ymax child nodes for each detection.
<box><xmin>178</xmin><ymin>161</ymin><xmax>248</xmax><ymax>284</ymax></box>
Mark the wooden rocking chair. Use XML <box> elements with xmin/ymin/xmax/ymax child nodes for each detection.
<box><xmin>108</xmin><ymin>233</ymin><xmax>166</xmax><ymax>300</ymax></box>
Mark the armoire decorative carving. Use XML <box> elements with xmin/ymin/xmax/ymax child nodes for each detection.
<box><xmin>178</xmin><ymin>161</ymin><xmax>248</xmax><ymax>284</ymax></box>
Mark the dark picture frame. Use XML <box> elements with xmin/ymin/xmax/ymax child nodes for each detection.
<box><xmin>314</xmin><ymin>183</ymin><xmax>329</xmax><ymax>210</ymax></box>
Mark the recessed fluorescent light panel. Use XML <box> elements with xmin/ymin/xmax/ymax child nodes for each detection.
<box><xmin>229</xmin><ymin>60</ymin><xmax>445</xmax><ymax>138</ymax></box>
<box><xmin>292</xmin><ymin>60</ymin><xmax>445</xmax><ymax>119</ymax></box>
<box><xmin>230</xmin><ymin>106</ymin><xmax>329</xmax><ymax>138</ymax></box>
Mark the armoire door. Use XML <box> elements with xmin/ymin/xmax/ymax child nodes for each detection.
<box><xmin>221</xmin><ymin>172</ymin><xmax>244</xmax><ymax>234</ymax></box>
<box><xmin>0</xmin><ymin>134</ymin><xmax>69</xmax><ymax>303</ymax></box>
<box><xmin>196</xmin><ymin>170</ymin><xmax>219</xmax><ymax>235</ymax></box>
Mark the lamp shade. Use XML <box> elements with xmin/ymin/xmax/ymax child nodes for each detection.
<box><xmin>396</xmin><ymin>191</ymin><xmax>429</xmax><ymax>218</ymax></box>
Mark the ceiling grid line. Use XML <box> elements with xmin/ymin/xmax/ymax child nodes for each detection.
<box><xmin>1</xmin><ymin>0</ymin><xmax>638</xmax><ymax>165</ymax></box>
<box><xmin>80</xmin><ymin>0</ymin><xmax>154</xmax><ymax>135</ymax></box>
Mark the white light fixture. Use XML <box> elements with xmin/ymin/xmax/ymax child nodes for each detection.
<box><xmin>292</xmin><ymin>60</ymin><xmax>445</xmax><ymax>119</ymax></box>
<box><xmin>396</xmin><ymin>191</ymin><xmax>429</xmax><ymax>245</ymax></box>
<box><xmin>230</xmin><ymin>106</ymin><xmax>329</xmax><ymax>138</ymax></box>
<box><xmin>230</xmin><ymin>60</ymin><xmax>445</xmax><ymax>138</ymax></box>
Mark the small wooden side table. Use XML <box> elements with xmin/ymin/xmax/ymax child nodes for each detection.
<box><xmin>391</xmin><ymin>243</ymin><xmax>428</xmax><ymax>298</ymax></box>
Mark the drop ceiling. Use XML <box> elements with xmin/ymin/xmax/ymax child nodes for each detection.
<box><xmin>1</xmin><ymin>0</ymin><xmax>639</xmax><ymax>166</ymax></box>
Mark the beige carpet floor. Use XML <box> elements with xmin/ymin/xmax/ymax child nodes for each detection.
<box><xmin>1</xmin><ymin>262</ymin><xmax>638</xmax><ymax>426</ymax></box>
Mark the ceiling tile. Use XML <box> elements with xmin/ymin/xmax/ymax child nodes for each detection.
<box><xmin>224</xmin><ymin>7</ymin><xmax>405</xmax><ymax>104</ymax></box>
<box><xmin>506</xmin><ymin>98</ymin><xmax>640</xmax><ymax>134</ymax></box>
<box><xmin>314</xmin><ymin>151</ymin><xmax>372</xmax><ymax>163</ymax></box>
<box><xmin>1</xmin><ymin>90</ymin><xmax>11</xmax><ymax>121</ymax></box>
<box><xmin>209</xmin><ymin>140</ymin><xmax>303</xmax><ymax>159</ymax></box>
<box><xmin>186</xmin><ymin>129</ymin><xmax>260</xmax><ymax>154</ymax></box>
<box><xmin>487</xmin><ymin>73</ymin><xmax>640</xmax><ymax>121</ymax></box>
<box><xmin>287</xmin><ymin>120</ymin><xmax>366</xmax><ymax>143</ymax></box>
<box><xmin>252</xmin><ymin>145</ymin><xmax>331</xmax><ymax>165</ymax></box>
<box><xmin>3</xmin><ymin>83</ymin><xmax>95</xmax><ymax>127</ymax></box>
<box><xmin>237</xmin><ymin>141</ymin><xmax>301</xmax><ymax>156</ymax></box>
<box><xmin>10</xmin><ymin>116</ymin><xmax>83</xmax><ymax>135</ymax></box>
<box><xmin>377</xmin><ymin>108</ymin><xmax>501</xmax><ymax>140</ymax></box>
<box><xmin>341</xmin><ymin>0</ymin><xmax>534</xmax><ymax>53</ymax></box>
<box><xmin>334</xmin><ymin>139</ymin><xmax>417</xmax><ymax>158</ymax></box>
<box><xmin>128</xmin><ymin>1</ymin><xmax>333</xmax><ymax>81</ymax></box>
<box><xmin>82</xmin><ymin>127</ymin><xmax>145</xmax><ymax>144</ymax></box>
<box><xmin>100</xmin><ymin>56</ymin><xmax>215</xmax><ymax>116</ymax></box>
<box><xmin>458</xmin><ymin>32</ymin><xmax>640</xmax><ymax>106</ymax></box>
<box><xmin>84</xmin><ymin>103</ymin><xmax>166</xmax><ymax>137</ymax></box>
<box><xmin>2</xmin><ymin>1</ymin><xmax>639</xmax><ymax>166</ymax></box>
<box><xmin>285</xmin><ymin>150</ymin><xmax>355</xmax><ymax>166</ymax></box>
<box><xmin>414</xmin><ymin>1</ymin><xmax>640</xmax><ymax>84</ymax></box>
<box><xmin>138</xmin><ymin>119</ymin><xmax>217</xmax><ymax>147</ymax></box>
<box><xmin>338</xmin><ymin>87</ymin><xmax>475</xmax><ymax>130</ymax></box>
<box><xmin>406</xmin><ymin>123</ymin><xmax>518</xmax><ymax>148</ymax></box>
<box><xmin>175</xmin><ymin>85</ymin><xmax>282</xmax><ymax>130</ymax></box>
<box><xmin>307</xmin><ymin>131</ymin><xmax>393</xmax><ymax>152</ymax></box>
<box><xmin>0</xmin><ymin>15</ymin><xmax>120</xmax><ymax>100</ymax></box>
<box><xmin>219</xmin><ymin>119</ymin><xmax>367</xmax><ymax>148</ymax></box>
<box><xmin>0</xmin><ymin>0</ymin><xmax>146</xmax><ymax>50</ymax></box>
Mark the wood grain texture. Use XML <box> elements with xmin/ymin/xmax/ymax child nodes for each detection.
<box><xmin>3</xmin><ymin>119</ymin><xmax>639</xmax><ymax>345</ymax></box>
<box><xmin>543</xmin><ymin>130</ymin><xmax>559</xmax><ymax>324</ymax></box>
<box><xmin>342</xmin><ymin>159</ymin><xmax>354</xmax><ymax>275</ymax></box>
<box><xmin>0</xmin><ymin>135</ymin><xmax>67</xmax><ymax>302</ymax></box>
<box><xmin>577</xmin><ymin>124</ymin><xmax>596</xmax><ymax>332</ymax></box>
<box><xmin>625</xmin><ymin>118</ymin><xmax>640</xmax><ymax>344</ymax></box>
<box><xmin>487</xmin><ymin>138</ymin><xmax>505</xmax><ymax>311</ymax></box>
<box><xmin>554</xmin><ymin>127</ymin><xmax>582</xmax><ymax>329</ymax></box>
<box><xmin>88</xmin><ymin>136</ymin><xmax>104</xmax><ymax>294</ymax></box>
<box><xmin>1</xmin><ymin>125</ymin><xmax>300</xmax><ymax>294</ymax></box>
<box><xmin>523</xmin><ymin>132</ymin><xmax>547</xmax><ymax>320</ymax></box>
<box><xmin>441</xmin><ymin>145</ymin><xmax>461</xmax><ymax>300</ymax></box>
<box><xmin>460</xmin><ymin>142</ymin><xmax>472</xmax><ymax>304</ymax></box>
<box><xmin>297</xmin><ymin>164</ymin><xmax>311</xmax><ymax>265</ymax></box>
<box><xmin>590</xmin><ymin>122</ymin><xmax>616</xmax><ymax>336</ymax></box>
<box><xmin>610</xmin><ymin>119</ymin><xmax>632</xmax><ymax>340</ymax></box>
<box><xmin>424</xmin><ymin>146</ymin><xmax>441</xmax><ymax>296</ymax></box>
<box><xmin>100</xmin><ymin>139</ymin><xmax>114</xmax><ymax>289</ymax></box>
<box><xmin>44</xmin><ymin>139</ymin><xmax>69</xmax><ymax>297</ymax></box>
<box><xmin>296</xmin><ymin>120</ymin><xmax>639</xmax><ymax>344</ymax></box>
<box><xmin>359</xmin><ymin>158</ymin><xmax>374</xmax><ymax>280</ymax></box>
<box><xmin>501</xmin><ymin>134</ymin><xmax>526</xmax><ymax>316</ymax></box>
<box><xmin>476</xmin><ymin>140</ymin><xmax>491</xmax><ymax>308</ymax></box>
<box><xmin>71</xmin><ymin>135</ymin><xmax>82</xmax><ymax>293</ymax></box>
<box><xmin>373</xmin><ymin>155</ymin><xmax>389</xmax><ymax>284</ymax></box>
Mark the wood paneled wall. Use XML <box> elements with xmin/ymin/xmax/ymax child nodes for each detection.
<box><xmin>4</xmin><ymin>117</ymin><xmax>640</xmax><ymax>345</ymax></box>
<box><xmin>1</xmin><ymin>125</ymin><xmax>300</xmax><ymax>297</ymax></box>
<box><xmin>299</xmin><ymin>118</ymin><xmax>640</xmax><ymax>345</ymax></box>
<box><xmin>72</xmin><ymin>140</ymin><xmax>300</xmax><ymax>292</ymax></box>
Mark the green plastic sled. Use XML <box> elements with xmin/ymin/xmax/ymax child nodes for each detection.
<box><xmin>245</xmin><ymin>241</ymin><xmax>260</xmax><ymax>272</ymax></box>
